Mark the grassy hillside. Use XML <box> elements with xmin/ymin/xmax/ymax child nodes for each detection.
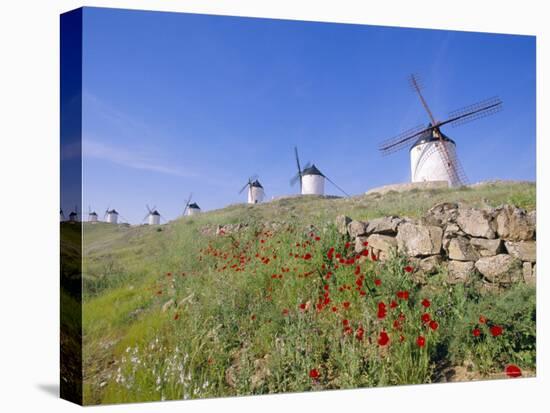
<box><xmin>80</xmin><ymin>181</ymin><xmax>536</xmax><ymax>404</ymax></box>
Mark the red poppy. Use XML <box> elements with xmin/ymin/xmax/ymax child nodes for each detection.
<box><xmin>282</xmin><ymin>308</ymin><xmax>289</xmax><ymax>316</ymax></box>
<box><xmin>479</xmin><ymin>315</ymin><xmax>487</xmax><ymax>324</ymax></box>
<box><xmin>363</xmin><ymin>241</ymin><xmax>369</xmax><ymax>247</ymax></box>
<box><xmin>421</xmin><ymin>298</ymin><xmax>431</xmax><ymax>308</ymax></box>
<box><xmin>342</xmin><ymin>319</ymin><xmax>350</xmax><ymax>327</ymax></box>
<box><xmin>174</xmin><ymin>313</ymin><xmax>180</xmax><ymax>320</ymax></box>
<box><xmin>343</xmin><ymin>301</ymin><xmax>351</xmax><ymax>310</ymax></box>
<box><xmin>303</xmin><ymin>253</ymin><xmax>312</xmax><ymax>260</ymax></box>
<box><xmin>377</xmin><ymin>302</ymin><xmax>387</xmax><ymax>319</ymax></box>
<box><xmin>429</xmin><ymin>320</ymin><xmax>439</xmax><ymax>331</ymax></box>
<box><xmin>490</xmin><ymin>325</ymin><xmax>503</xmax><ymax>337</ymax></box>
<box><xmin>371</xmin><ymin>254</ymin><xmax>378</xmax><ymax>261</ymax></box>
<box><xmin>299</xmin><ymin>303</ymin><xmax>307</xmax><ymax>311</ymax></box>
<box><xmin>390</xmin><ymin>300</ymin><xmax>398</xmax><ymax>309</ymax></box>
<box><xmin>327</xmin><ymin>247</ymin><xmax>335</xmax><ymax>260</ymax></box>
<box><xmin>356</xmin><ymin>326</ymin><xmax>365</xmax><ymax>341</ymax></box>
<box><xmin>416</xmin><ymin>336</ymin><xmax>426</xmax><ymax>347</ymax></box>
<box><xmin>345</xmin><ymin>242</ymin><xmax>351</xmax><ymax>249</ymax></box>
<box><xmin>374</xmin><ymin>278</ymin><xmax>382</xmax><ymax>286</ymax></box>
<box><xmin>421</xmin><ymin>313</ymin><xmax>431</xmax><ymax>324</ymax></box>
<box><xmin>472</xmin><ymin>328</ymin><xmax>481</xmax><ymax>337</ymax></box>
<box><xmin>397</xmin><ymin>291</ymin><xmax>410</xmax><ymax>300</ymax></box>
<box><xmin>505</xmin><ymin>364</ymin><xmax>522</xmax><ymax>378</ymax></box>
<box><xmin>361</xmin><ymin>249</ymin><xmax>369</xmax><ymax>257</ymax></box>
<box><xmin>309</xmin><ymin>369</ymin><xmax>320</xmax><ymax>379</ymax></box>
<box><xmin>404</xmin><ymin>266</ymin><xmax>413</xmax><ymax>273</ymax></box>
<box><xmin>378</xmin><ymin>331</ymin><xmax>390</xmax><ymax>346</ymax></box>
<box><xmin>354</xmin><ymin>266</ymin><xmax>361</xmax><ymax>275</ymax></box>
<box><xmin>331</xmin><ymin>306</ymin><xmax>338</xmax><ymax>312</ymax></box>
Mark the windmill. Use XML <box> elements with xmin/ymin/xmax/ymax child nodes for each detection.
<box><xmin>239</xmin><ymin>175</ymin><xmax>265</xmax><ymax>204</ymax></box>
<box><xmin>60</xmin><ymin>209</ymin><xmax>65</xmax><ymax>222</ymax></box>
<box><xmin>378</xmin><ymin>74</ymin><xmax>502</xmax><ymax>187</ymax></box>
<box><xmin>104</xmin><ymin>207</ymin><xmax>119</xmax><ymax>224</ymax></box>
<box><xmin>290</xmin><ymin>146</ymin><xmax>350</xmax><ymax>197</ymax></box>
<box><xmin>69</xmin><ymin>205</ymin><xmax>78</xmax><ymax>222</ymax></box>
<box><xmin>142</xmin><ymin>205</ymin><xmax>162</xmax><ymax>225</ymax></box>
<box><xmin>182</xmin><ymin>193</ymin><xmax>200</xmax><ymax>216</ymax></box>
<box><xmin>88</xmin><ymin>206</ymin><xmax>98</xmax><ymax>223</ymax></box>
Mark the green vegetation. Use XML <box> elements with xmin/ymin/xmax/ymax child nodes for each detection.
<box><xmin>80</xmin><ymin>181</ymin><xmax>536</xmax><ymax>404</ymax></box>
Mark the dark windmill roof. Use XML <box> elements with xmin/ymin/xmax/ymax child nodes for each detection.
<box><xmin>151</xmin><ymin>210</ymin><xmax>160</xmax><ymax>216</ymax></box>
<box><xmin>302</xmin><ymin>164</ymin><xmax>325</xmax><ymax>177</ymax></box>
<box><xmin>89</xmin><ymin>211</ymin><xmax>98</xmax><ymax>216</ymax></box>
<box><xmin>251</xmin><ymin>179</ymin><xmax>263</xmax><ymax>188</ymax></box>
<box><xmin>189</xmin><ymin>202</ymin><xmax>200</xmax><ymax>209</ymax></box>
<box><xmin>410</xmin><ymin>124</ymin><xmax>456</xmax><ymax>150</ymax></box>
<box><xmin>69</xmin><ymin>211</ymin><xmax>77</xmax><ymax>217</ymax></box>
<box><xmin>107</xmin><ymin>209</ymin><xmax>119</xmax><ymax>215</ymax></box>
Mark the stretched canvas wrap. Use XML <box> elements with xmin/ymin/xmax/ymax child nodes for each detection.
<box><xmin>60</xmin><ymin>7</ymin><xmax>536</xmax><ymax>406</ymax></box>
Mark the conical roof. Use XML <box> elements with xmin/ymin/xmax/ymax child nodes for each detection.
<box><xmin>410</xmin><ymin>124</ymin><xmax>455</xmax><ymax>150</ymax></box>
<box><xmin>150</xmin><ymin>210</ymin><xmax>160</xmax><ymax>216</ymax></box>
<box><xmin>107</xmin><ymin>209</ymin><xmax>119</xmax><ymax>215</ymax></box>
<box><xmin>302</xmin><ymin>164</ymin><xmax>324</xmax><ymax>177</ymax></box>
<box><xmin>189</xmin><ymin>202</ymin><xmax>200</xmax><ymax>209</ymax></box>
<box><xmin>89</xmin><ymin>211</ymin><xmax>98</xmax><ymax>216</ymax></box>
<box><xmin>69</xmin><ymin>211</ymin><xmax>77</xmax><ymax>217</ymax></box>
<box><xmin>251</xmin><ymin>179</ymin><xmax>263</xmax><ymax>188</ymax></box>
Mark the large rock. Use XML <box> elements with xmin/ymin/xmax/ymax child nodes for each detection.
<box><xmin>475</xmin><ymin>254</ymin><xmax>523</xmax><ymax>285</ymax></box>
<box><xmin>366</xmin><ymin>234</ymin><xmax>397</xmax><ymax>260</ymax></box>
<box><xmin>335</xmin><ymin>215</ymin><xmax>352</xmax><ymax>235</ymax></box>
<box><xmin>456</xmin><ymin>208</ymin><xmax>497</xmax><ymax>239</ymax></box>
<box><xmin>447</xmin><ymin>236</ymin><xmax>480</xmax><ymax>261</ymax></box>
<box><xmin>494</xmin><ymin>205</ymin><xmax>536</xmax><ymax>241</ymax></box>
<box><xmin>348</xmin><ymin>220</ymin><xmax>367</xmax><ymax>238</ymax></box>
<box><xmin>469</xmin><ymin>238</ymin><xmax>502</xmax><ymax>257</ymax></box>
<box><xmin>448</xmin><ymin>260</ymin><xmax>476</xmax><ymax>283</ymax></box>
<box><xmin>396</xmin><ymin>223</ymin><xmax>443</xmax><ymax>257</ymax></box>
<box><xmin>504</xmin><ymin>241</ymin><xmax>536</xmax><ymax>262</ymax></box>
<box><xmin>422</xmin><ymin>202</ymin><xmax>459</xmax><ymax>227</ymax></box>
<box><xmin>365</xmin><ymin>216</ymin><xmax>402</xmax><ymax>235</ymax></box>
<box><xmin>418</xmin><ymin>255</ymin><xmax>443</xmax><ymax>275</ymax></box>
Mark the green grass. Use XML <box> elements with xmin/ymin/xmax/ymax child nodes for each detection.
<box><xmin>80</xmin><ymin>181</ymin><xmax>536</xmax><ymax>404</ymax></box>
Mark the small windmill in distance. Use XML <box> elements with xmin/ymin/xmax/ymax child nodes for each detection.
<box><xmin>104</xmin><ymin>207</ymin><xmax>119</xmax><ymax>224</ymax></box>
<box><xmin>182</xmin><ymin>193</ymin><xmax>201</xmax><ymax>216</ymax></box>
<box><xmin>239</xmin><ymin>175</ymin><xmax>265</xmax><ymax>204</ymax></box>
<box><xmin>378</xmin><ymin>74</ymin><xmax>503</xmax><ymax>187</ymax></box>
<box><xmin>88</xmin><ymin>206</ymin><xmax>98</xmax><ymax>223</ymax></box>
<box><xmin>143</xmin><ymin>205</ymin><xmax>162</xmax><ymax>225</ymax></box>
<box><xmin>69</xmin><ymin>205</ymin><xmax>78</xmax><ymax>222</ymax></box>
<box><xmin>290</xmin><ymin>146</ymin><xmax>349</xmax><ymax>197</ymax></box>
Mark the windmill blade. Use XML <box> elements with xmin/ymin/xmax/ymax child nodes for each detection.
<box><xmin>431</xmin><ymin>138</ymin><xmax>469</xmax><ymax>187</ymax></box>
<box><xmin>294</xmin><ymin>146</ymin><xmax>302</xmax><ymax>175</ymax></box>
<box><xmin>325</xmin><ymin>175</ymin><xmax>350</xmax><ymax>197</ymax></box>
<box><xmin>249</xmin><ymin>174</ymin><xmax>258</xmax><ymax>183</ymax></box>
<box><xmin>442</xmin><ymin>97</ymin><xmax>503</xmax><ymax>129</ymax></box>
<box><xmin>142</xmin><ymin>212</ymin><xmax>150</xmax><ymax>223</ymax></box>
<box><xmin>290</xmin><ymin>172</ymin><xmax>301</xmax><ymax>186</ymax></box>
<box><xmin>238</xmin><ymin>181</ymin><xmax>249</xmax><ymax>194</ymax></box>
<box><xmin>409</xmin><ymin>73</ymin><xmax>437</xmax><ymax>125</ymax></box>
<box><xmin>303</xmin><ymin>161</ymin><xmax>311</xmax><ymax>171</ymax></box>
<box><xmin>183</xmin><ymin>193</ymin><xmax>192</xmax><ymax>216</ymax></box>
<box><xmin>378</xmin><ymin>125</ymin><xmax>431</xmax><ymax>155</ymax></box>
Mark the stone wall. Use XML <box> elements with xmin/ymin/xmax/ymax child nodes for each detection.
<box><xmin>336</xmin><ymin>203</ymin><xmax>536</xmax><ymax>287</ymax></box>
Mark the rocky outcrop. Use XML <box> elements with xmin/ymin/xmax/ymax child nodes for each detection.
<box><xmin>336</xmin><ymin>203</ymin><xmax>536</xmax><ymax>288</ymax></box>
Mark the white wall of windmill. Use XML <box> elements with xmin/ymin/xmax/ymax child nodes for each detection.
<box><xmin>187</xmin><ymin>207</ymin><xmax>201</xmax><ymax>216</ymax></box>
<box><xmin>106</xmin><ymin>212</ymin><xmax>118</xmax><ymax>224</ymax></box>
<box><xmin>248</xmin><ymin>186</ymin><xmax>265</xmax><ymax>204</ymax></box>
<box><xmin>148</xmin><ymin>214</ymin><xmax>160</xmax><ymax>225</ymax></box>
<box><xmin>410</xmin><ymin>140</ymin><xmax>460</xmax><ymax>187</ymax></box>
<box><xmin>301</xmin><ymin>174</ymin><xmax>325</xmax><ymax>195</ymax></box>
<box><xmin>88</xmin><ymin>214</ymin><xmax>98</xmax><ymax>223</ymax></box>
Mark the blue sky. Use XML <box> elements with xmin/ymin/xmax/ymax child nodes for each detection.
<box><xmin>81</xmin><ymin>7</ymin><xmax>536</xmax><ymax>224</ymax></box>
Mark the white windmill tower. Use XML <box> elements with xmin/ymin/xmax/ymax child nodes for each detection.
<box><xmin>104</xmin><ymin>208</ymin><xmax>119</xmax><ymax>224</ymax></box>
<box><xmin>88</xmin><ymin>206</ymin><xmax>98</xmax><ymax>223</ymax></box>
<box><xmin>239</xmin><ymin>175</ymin><xmax>265</xmax><ymax>204</ymax></box>
<box><xmin>143</xmin><ymin>205</ymin><xmax>162</xmax><ymax>225</ymax></box>
<box><xmin>378</xmin><ymin>74</ymin><xmax>502</xmax><ymax>187</ymax></box>
<box><xmin>290</xmin><ymin>146</ymin><xmax>349</xmax><ymax>197</ymax></box>
<box><xmin>182</xmin><ymin>193</ymin><xmax>201</xmax><ymax>216</ymax></box>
